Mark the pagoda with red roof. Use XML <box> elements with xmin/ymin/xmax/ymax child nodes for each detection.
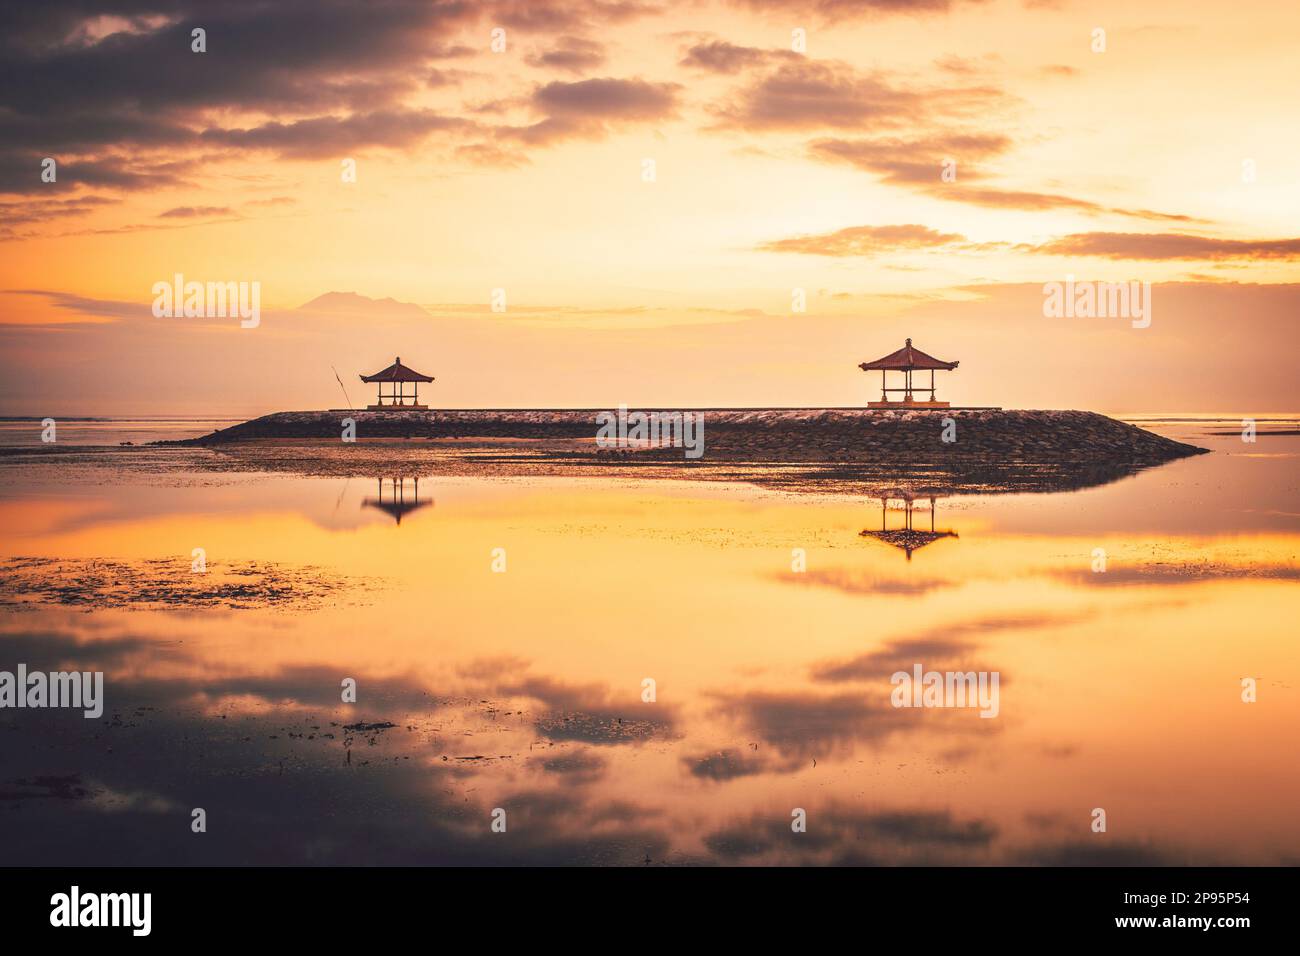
<box><xmin>859</xmin><ymin>338</ymin><xmax>958</xmax><ymax>408</ymax></box>
<box><xmin>359</xmin><ymin>356</ymin><xmax>434</xmax><ymax>410</ymax></box>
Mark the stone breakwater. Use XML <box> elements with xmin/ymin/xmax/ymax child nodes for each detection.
<box><xmin>178</xmin><ymin>408</ymin><xmax>1206</xmax><ymax>467</ymax></box>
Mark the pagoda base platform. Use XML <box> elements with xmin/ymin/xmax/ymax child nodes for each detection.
<box><xmin>365</xmin><ymin>404</ymin><xmax>428</xmax><ymax>411</ymax></box>
<box><xmin>868</xmin><ymin>400</ymin><xmax>950</xmax><ymax>409</ymax></box>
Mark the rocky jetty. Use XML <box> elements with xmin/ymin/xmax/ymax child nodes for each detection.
<box><xmin>180</xmin><ymin>407</ymin><xmax>1204</xmax><ymax>466</ymax></box>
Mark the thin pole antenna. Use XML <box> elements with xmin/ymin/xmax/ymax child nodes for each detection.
<box><xmin>331</xmin><ymin>365</ymin><xmax>355</xmax><ymax>410</ymax></box>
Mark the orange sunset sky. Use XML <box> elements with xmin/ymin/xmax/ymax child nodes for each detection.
<box><xmin>1</xmin><ymin>0</ymin><xmax>1298</xmax><ymax>417</ymax></box>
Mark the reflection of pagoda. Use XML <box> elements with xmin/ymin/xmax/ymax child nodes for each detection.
<box><xmin>362</xmin><ymin>477</ymin><xmax>432</xmax><ymax>524</ymax></box>
<box><xmin>860</xmin><ymin>495</ymin><xmax>957</xmax><ymax>560</ymax></box>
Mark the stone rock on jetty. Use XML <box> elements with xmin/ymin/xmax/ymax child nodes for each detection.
<box><xmin>181</xmin><ymin>407</ymin><xmax>1205</xmax><ymax>468</ymax></box>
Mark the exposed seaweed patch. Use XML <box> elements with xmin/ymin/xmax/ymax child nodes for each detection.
<box><xmin>0</xmin><ymin>557</ymin><xmax>372</xmax><ymax>611</ymax></box>
<box><xmin>1049</xmin><ymin>560</ymin><xmax>1300</xmax><ymax>586</ymax></box>
<box><xmin>0</xmin><ymin>774</ymin><xmax>95</xmax><ymax>801</ymax></box>
<box><xmin>534</xmin><ymin>711</ymin><xmax>674</xmax><ymax>745</ymax></box>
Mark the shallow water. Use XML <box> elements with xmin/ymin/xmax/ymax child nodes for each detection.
<box><xmin>0</xmin><ymin>420</ymin><xmax>1296</xmax><ymax>865</ymax></box>
<box><xmin>0</xmin><ymin>418</ymin><xmax>238</xmax><ymax>448</ymax></box>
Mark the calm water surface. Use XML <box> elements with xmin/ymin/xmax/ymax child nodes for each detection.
<box><xmin>0</xmin><ymin>421</ymin><xmax>1296</xmax><ymax>865</ymax></box>
<box><xmin>0</xmin><ymin>418</ymin><xmax>238</xmax><ymax>447</ymax></box>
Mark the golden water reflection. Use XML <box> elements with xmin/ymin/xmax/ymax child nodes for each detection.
<box><xmin>0</xmin><ymin>425</ymin><xmax>1297</xmax><ymax>865</ymax></box>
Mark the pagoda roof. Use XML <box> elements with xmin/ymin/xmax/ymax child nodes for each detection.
<box><xmin>860</xmin><ymin>528</ymin><xmax>959</xmax><ymax>559</ymax></box>
<box><xmin>360</xmin><ymin>357</ymin><xmax>434</xmax><ymax>383</ymax></box>
<box><xmin>363</xmin><ymin>498</ymin><xmax>432</xmax><ymax>523</ymax></box>
<box><xmin>859</xmin><ymin>338</ymin><xmax>958</xmax><ymax>371</ymax></box>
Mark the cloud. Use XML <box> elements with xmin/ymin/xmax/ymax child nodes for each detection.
<box><xmin>933</xmin><ymin>53</ymin><xmax>1003</xmax><ymax>75</ymax></box>
<box><xmin>810</xmin><ymin>133</ymin><xmax>1010</xmax><ymax>183</ymax></box>
<box><xmin>425</xmin><ymin>67</ymin><xmax>476</xmax><ymax>88</ymax></box>
<box><xmin>0</xmin><ymin>1</ymin><xmax>681</xmax><ymax>218</ymax></box>
<box><xmin>725</xmin><ymin>0</ymin><xmax>974</xmax><ymax>19</ymax></box>
<box><xmin>945</xmin><ymin>187</ymin><xmax>1200</xmax><ymax>221</ymax></box>
<box><xmin>455</xmin><ymin>142</ymin><xmax>530</xmax><ymax>168</ymax></box>
<box><xmin>200</xmin><ymin>109</ymin><xmax>477</xmax><ymax>159</ymax></box>
<box><xmin>763</xmin><ymin>222</ymin><xmax>1287</xmax><ymax>267</ymax></box>
<box><xmin>0</xmin><ymin>195</ymin><xmax>120</xmax><ymax>234</ymax></box>
<box><xmin>0</xmin><ymin>150</ymin><xmax>193</xmax><ymax>196</ymax></box>
<box><xmin>678</xmin><ymin>40</ymin><xmax>796</xmax><ymax>74</ymax></box>
<box><xmin>487</xmin><ymin>0</ymin><xmax>665</xmax><ymax>33</ymax></box>
<box><xmin>533</xmin><ymin>76</ymin><xmax>680</xmax><ymax>119</ymax></box>
<box><xmin>709</xmin><ymin>58</ymin><xmax>1009</xmax><ymax>132</ymax></box>
<box><xmin>758</xmin><ymin>223</ymin><xmax>967</xmax><ymax>257</ymax></box>
<box><xmin>158</xmin><ymin>205</ymin><xmax>234</xmax><ymax>218</ymax></box>
<box><xmin>0</xmin><ymin>0</ymin><xmax>488</xmax><ymax>197</ymax></box>
<box><xmin>1</xmin><ymin>289</ymin><xmax>146</xmax><ymax>321</ymax></box>
<box><xmin>500</xmin><ymin>76</ymin><xmax>681</xmax><ymax>144</ymax></box>
<box><xmin>524</xmin><ymin>36</ymin><xmax>607</xmax><ymax>73</ymax></box>
<box><xmin>810</xmin><ymin>136</ymin><xmax>1203</xmax><ymax>222</ymax></box>
<box><xmin>1029</xmin><ymin>231</ymin><xmax>1300</xmax><ymax>261</ymax></box>
<box><xmin>243</xmin><ymin>196</ymin><xmax>297</xmax><ymax>208</ymax></box>
<box><xmin>711</xmin><ymin>60</ymin><xmax>922</xmax><ymax>130</ymax></box>
<box><xmin>0</xmin><ymin>2</ymin><xmax>477</xmax><ymax>117</ymax></box>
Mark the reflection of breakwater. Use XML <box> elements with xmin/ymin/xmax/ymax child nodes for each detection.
<box><xmin>362</xmin><ymin>476</ymin><xmax>432</xmax><ymax>524</ymax></box>
<box><xmin>2</xmin><ymin>439</ymin><xmax>1190</xmax><ymax>499</ymax></box>
<box><xmin>860</xmin><ymin>495</ymin><xmax>958</xmax><ymax>560</ymax></box>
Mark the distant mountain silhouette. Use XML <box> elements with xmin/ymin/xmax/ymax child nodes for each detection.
<box><xmin>297</xmin><ymin>292</ymin><xmax>430</xmax><ymax>319</ymax></box>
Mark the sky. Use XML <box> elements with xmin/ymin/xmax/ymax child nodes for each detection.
<box><xmin>1</xmin><ymin>0</ymin><xmax>1298</xmax><ymax>416</ymax></box>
